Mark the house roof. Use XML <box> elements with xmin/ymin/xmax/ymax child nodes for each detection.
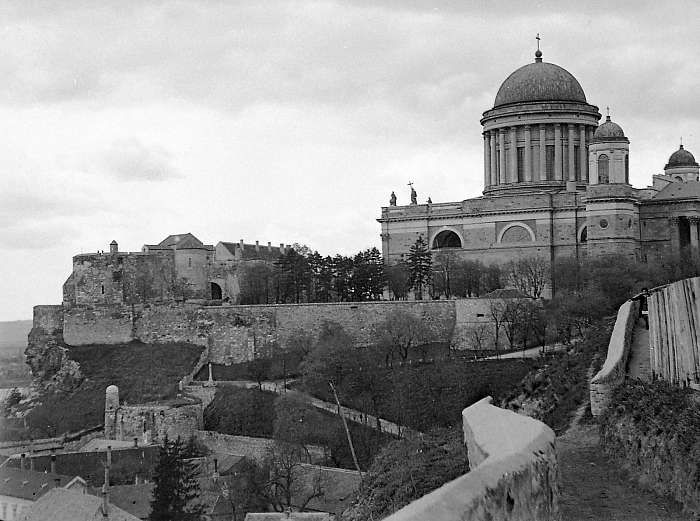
<box><xmin>482</xmin><ymin>288</ymin><xmax>530</xmax><ymax>299</ymax></box>
<box><xmin>652</xmin><ymin>180</ymin><xmax>700</xmax><ymax>201</ymax></box>
<box><xmin>103</xmin><ymin>483</ymin><xmax>153</xmax><ymax>519</ymax></box>
<box><xmin>292</xmin><ymin>464</ymin><xmax>361</xmax><ymax>516</ymax></box>
<box><xmin>0</xmin><ymin>466</ymin><xmax>83</xmax><ymax>501</ymax></box>
<box><xmin>143</xmin><ymin>233</ymin><xmax>213</xmax><ymax>251</ymax></box>
<box><xmin>18</xmin><ymin>488</ymin><xmax>141</xmax><ymax>521</ymax></box>
<box><xmin>245</xmin><ymin>514</ymin><xmax>332</xmax><ymax>521</ymax></box>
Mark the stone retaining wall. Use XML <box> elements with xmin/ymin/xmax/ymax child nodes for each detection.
<box><xmin>590</xmin><ymin>299</ymin><xmax>639</xmax><ymax>416</ymax></box>
<box><xmin>193</xmin><ymin>430</ymin><xmax>326</xmax><ymax>465</ymax></box>
<box><xmin>648</xmin><ymin>277</ymin><xmax>700</xmax><ymax>387</ymax></box>
<box><xmin>382</xmin><ymin>397</ymin><xmax>559</xmax><ymax>521</ymax></box>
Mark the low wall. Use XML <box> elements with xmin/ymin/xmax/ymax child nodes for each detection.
<box><xmin>590</xmin><ymin>299</ymin><xmax>639</xmax><ymax>416</ymax></box>
<box><xmin>383</xmin><ymin>397</ymin><xmax>559</xmax><ymax>521</ymax></box>
<box><xmin>648</xmin><ymin>277</ymin><xmax>700</xmax><ymax>387</ymax></box>
<box><xmin>193</xmin><ymin>430</ymin><xmax>325</xmax><ymax>465</ymax></box>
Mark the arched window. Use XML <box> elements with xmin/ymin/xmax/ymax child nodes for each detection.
<box><xmin>432</xmin><ymin>230</ymin><xmax>462</xmax><ymax>249</ymax></box>
<box><xmin>676</xmin><ymin>176</ymin><xmax>684</xmax><ymax>182</ymax></box>
<box><xmin>580</xmin><ymin>226</ymin><xmax>587</xmax><ymax>243</ymax></box>
<box><xmin>624</xmin><ymin>155</ymin><xmax>629</xmax><ymax>184</ymax></box>
<box><xmin>598</xmin><ymin>154</ymin><xmax>609</xmax><ymax>184</ymax></box>
<box><xmin>500</xmin><ymin>224</ymin><xmax>534</xmax><ymax>243</ymax></box>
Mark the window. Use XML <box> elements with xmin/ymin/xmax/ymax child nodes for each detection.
<box><xmin>625</xmin><ymin>155</ymin><xmax>629</xmax><ymax>184</ymax></box>
<box><xmin>598</xmin><ymin>154</ymin><xmax>609</xmax><ymax>183</ymax></box>
<box><xmin>545</xmin><ymin>145</ymin><xmax>555</xmax><ymax>180</ymax></box>
<box><xmin>574</xmin><ymin>145</ymin><xmax>580</xmax><ymax>180</ymax></box>
<box><xmin>188</xmin><ymin>257</ymin><xmax>192</xmax><ymax>268</ymax></box>
<box><xmin>517</xmin><ymin>147</ymin><xmax>525</xmax><ymax>182</ymax></box>
<box><xmin>101</xmin><ymin>284</ymin><xmax>105</xmax><ymax>295</ymax></box>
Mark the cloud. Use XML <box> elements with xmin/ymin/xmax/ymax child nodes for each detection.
<box><xmin>102</xmin><ymin>138</ymin><xmax>181</xmax><ymax>181</ymax></box>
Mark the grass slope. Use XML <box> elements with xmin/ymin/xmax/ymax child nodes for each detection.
<box><xmin>24</xmin><ymin>342</ymin><xmax>203</xmax><ymax>438</ymax></box>
<box><xmin>300</xmin><ymin>358</ymin><xmax>535</xmax><ymax>432</ymax></box>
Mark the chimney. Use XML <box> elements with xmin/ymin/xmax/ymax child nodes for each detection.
<box><xmin>280</xmin><ymin>243</ymin><xmax>285</xmax><ymax>254</ymax></box>
<box><xmin>109</xmin><ymin>240</ymin><xmax>118</xmax><ymax>254</ymax></box>
<box><xmin>255</xmin><ymin>240</ymin><xmax>259</xmax><ymax>253</ymax></box>
<box><xmin>20</xmin><ymin>453</ymin><xmax>26</xmax><ymax>470</ymax></box>
<box><xmin>239</xmin><ymin>239</ymin><xmax>244</xmax><ymax>251</ymax></box>
<box><xmin>267</xmin><ymin>242</ymin><xmax>272</xmax><ymax>253</ymax></box>
<box><xmin>50</xmin><ymin>453</ymin><xmax>56</xmax><ymax>474</ymax></box>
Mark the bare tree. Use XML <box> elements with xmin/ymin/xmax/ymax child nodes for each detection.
<box><xmin>259</xmin><ymin>442</ymin><xmax>325</xmax><ymax>513</ymax></box>
<box><xmin>375</xmin><ymin>310</ymin><xmax>426</xmax><ymax>363</ymax></box>
<box><xmin>505</xmin><ymin>256</ymin><xmax>550</xmax><ymax>298</ymax></box>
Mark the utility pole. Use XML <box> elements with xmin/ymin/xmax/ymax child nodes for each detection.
<box><xmin>328</xmin><ymin>381</ymin><xmax>363</xmax><ymax>480</ymax></box>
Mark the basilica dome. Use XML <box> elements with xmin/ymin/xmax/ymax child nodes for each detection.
<box><xmin>592</xmin><ymin>115</ymin><xmax>628</xmax><ymax>142</ymax></box>
<box><xmin>665</xmin><ymin>145</ymin><xmax>698</xmax><ymax>169</ymax></box>
<box><xmin>494</xmin><ymin>53</ymin><xmax>587</xmax><ymax>108</ymax></box>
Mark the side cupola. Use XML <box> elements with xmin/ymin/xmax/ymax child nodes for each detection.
<box><xmin>664</xmin><ymin>143</ymin><xmax>699</xmax><ymax>182</ymax></box>
<box><xmin>589</xmin><ymin>112</ymin><xmax>630</xmax><ymax>185</ymax></box>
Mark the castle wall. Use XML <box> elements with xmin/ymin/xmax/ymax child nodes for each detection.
<box><xmin>61</xmin><ymin>300</ymin><xmax>458</xmax><ymax>362</ymax></box>
<box><xmin>114</xmin><ymin>403</ymin><xmax>203</xmax><ymax>444</ymax></box>
<box><xmin>32</xmin><ymin>305</ymin><xmax>64</xmax><ymax>334</ymax></box>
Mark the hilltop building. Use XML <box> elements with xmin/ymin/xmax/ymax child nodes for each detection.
<box><xmin>62</xmin><ymin>233</ymin><xmax>291</xmax><ymax>306</ymax></box>
<box><xmin>378</xmin><ymin>47</ymin><xmax>700</xmax><ymax>274</ymax></box>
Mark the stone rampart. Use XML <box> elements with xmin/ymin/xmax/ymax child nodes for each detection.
<box><xmin>382</xmin><ymin>397</ymin><xmax>559</xmax><ymax>521</ymax></box>
<box><xmin>32</xmin><ymin>305</ymin><xmax>64</xmax><ymax>334</ymax></box>
<box><xmin>60</xmin><ymin>300</ymin><xmax>458</xmax><ymax>362</ymax></box>
<box><xmin>44</xmin><ymin>298</ymin><xmax>520</xmax><ymax>366</ymax></box>
<box><xmin>648</xmin><ymin>277</ymin><xmax>700</xmax><ymax>387</ymax></box>
<box><xmin>590</xmin><ymin>299</ymin><xmax>639</xmax><ymax>416</ymax></box>
<box><xmin>193</xmin><ymin>430</ymin><xmax>325</xmax><ymax>464</ymax></box>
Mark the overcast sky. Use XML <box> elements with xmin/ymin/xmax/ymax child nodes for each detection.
<box><xmin>1</xmin><ymin>0</ymin><xmax>699</xmax><ymax>321</ymax></box>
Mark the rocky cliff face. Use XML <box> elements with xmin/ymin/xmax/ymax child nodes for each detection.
<box><xmin>26</xmin><ymin>306</ymin><xmax>83</xmax><ymax>394</ymax></box>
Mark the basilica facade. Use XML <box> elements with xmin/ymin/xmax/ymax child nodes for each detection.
<box><xmin>378</xmin><ymin>48</ymin><xmax>700</xmax><ymax>272</ymax></box>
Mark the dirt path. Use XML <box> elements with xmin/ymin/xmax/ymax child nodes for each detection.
<box><xmin>627</xmin><ymin>321</ymin><xmax>652</xmax><ymax>381</ymax></box>
<box><xmin>557</xmin><ymin>347</ymin><xmax>691</xmax><ymax>520</ymax></box>
<box><xmin>557</xmin><ymin>424</ymin><xmax>692</xmax><ymax>521</ymax></box>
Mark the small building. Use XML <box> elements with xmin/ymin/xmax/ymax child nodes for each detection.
<box><xmin>0</xmin><ymin>466</ymin><xmax>87</xmax><ymax>521</ymax></box>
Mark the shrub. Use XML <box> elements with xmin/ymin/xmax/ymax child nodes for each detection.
<box><xmin>601</xmin><ymin>379</ymin><xmax>700</xmax><ymax>509</ymax></box>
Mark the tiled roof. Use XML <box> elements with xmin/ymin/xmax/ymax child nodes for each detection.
<box><xmin>0</xmin><ymin>466</ymin><xmax>80</xmax><ymax>501</ymax></box>
<box><xmin>245</xmin><ymin>513</ymin><xmax>331</xmax><ymax>521</ymax></box>
<box><xmin>144</xmin><ymin>233</ymin><xmax>213</xmax><ymax>251</ymax></box>
<box><xmin>18</xmin><ymin>488</ymin><xmax>141</xmax><ymax>521</ymax></box>
<box><xmin>482</xmin><ymin>288</ymin><xmax>530</xmax><ymax>299</ymax></box>
<box><xmin>653</xmin><ymin>180</ymin><xmax>700</xmax><ymax>200</ymax></box>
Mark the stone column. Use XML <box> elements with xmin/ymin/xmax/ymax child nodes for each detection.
<box><xmin>669</xmin><ymin>217</ymin><xmax>681</xmax><ymax>252</ymax></box>
<box><xmin>509</xmin><ymin>126</ymin><xmax>517</xmax><ymax>183</ymax></box>
<box><xmin>524</xmin><ymin>125</ymin><xmax>532</xmax><ymax>182</ymax></box>
<box><xmin>539</xmin><ymin>124</ymin><xmax>546</xmax><ymax>181</ymax></box>
<box><xmin>483</xmin><ymin>132</ymin><xmax>491</xmax><ymax>188</ymax></box>
<box><xmin>498</xmin><ymin>129</ymin><xmax>506</xmax><ymax>184</ymax></box>
<box><xmin>690</xmin><ymin>217</ymin><xmax>700</xmax><ymax>251</ymax></box>
<box><xmin>490</xmin><ymin>132</ymin><xmax>497</xmax><ymax>186</ymax></box>
<box><xmin>579</xmin><ymin>124</ymin><xmax>588</xmax><ymax>182</ymax></box>
<box><xmin>568</xmin><ymin>124</ymin><xmax>576</xmax><ymax>181</ymax></box>
<box><xmin>554</xmin><ymin>124</ymin><xmax>562</xmax><ymax>181</ymax></box>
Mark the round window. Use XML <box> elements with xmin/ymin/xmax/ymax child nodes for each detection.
<box><xmin>599</xmin><ymin>219</ymin><xmax>609</xmax><ymax>229</ymax></box>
